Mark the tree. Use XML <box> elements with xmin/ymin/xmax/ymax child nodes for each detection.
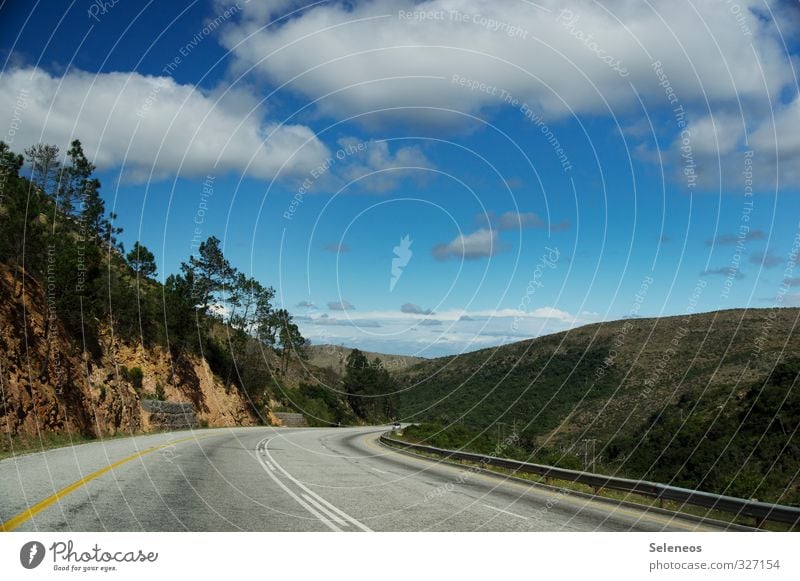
<box><xmin>274</xmin><ymin>309</ymin><xmax>305</xmax><ymax>374</ymax></box>
<box><xmin>0</xmin><ymin>142</ymin><xmax>48</xmax><ymax>292</ymax></box>
<box><xmin>126</xmin><ymin>241</ymin><xmax>157</xmax><ymax>278</ymax></box>
<box><xmin>24</xmin><ymin>143</ymin><xmax>60</xmax><ymax>195</ymax></box>
<box><xmin>78</xmin><ymin>175</ymin><xmax>121</xmax><ymax>250</ymax></box>
<box><xmin>344</xmin><ymin>349</ymin><xmax>370</xmax><ymax>418</ymax></box>
<box><xmin>163</xmin><ymin>272</ymin><xmax>199</xmax><ymax>356</ymax></box>
<box><xmin>58</xmin><ymin>140</ymin><xmax>94</xmax><ymax>216</ymax></box>
<box><xmin>0</xmin><ymin>141</ymin><xmax>25</xmax><ymax>261</ymax></box>
<box><xmin>0</xmin><ymin>140</ymin><xmax>24</xmax><ymax>195</ymax></box>
<box><xmin>184</xmin><ymin>236</ymin><xmax>236</xmax><ymax>315</ymax></box>
<box><xmin>343</xmin><ymin>350</ymin><xmax>396</xmax><ymax>420</ymax></box>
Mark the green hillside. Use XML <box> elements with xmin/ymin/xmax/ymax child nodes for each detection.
<box><xmin>396</xmin><ymin>308</ymin><xmax>800</xmax><ymax>504</ymax></box>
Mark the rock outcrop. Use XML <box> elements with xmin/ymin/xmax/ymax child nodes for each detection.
<box><xmin>0</xmin><ymin>265</ymin><xmax>259</xmax><ymax>442</ymax></box>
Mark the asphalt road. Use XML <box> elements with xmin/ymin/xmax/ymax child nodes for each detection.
<box><xmin>1</xmin><ymin>426</ymin><xmax>724</xmax><ymax>532</ymax></box>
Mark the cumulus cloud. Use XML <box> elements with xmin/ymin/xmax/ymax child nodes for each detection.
<box><xmin>401</xmin><ymin>303</ymin><xmax>433</xmax><ymax>315</ymax></box>
<box><xmin>749</xmin><ymin>96</ymin><xmax>800</xmax><ymax>185</ymax></box>
<box><xmin>433</xmin><ymin>228</ymin><xmax>506</xmax><ymax>260</ymax></box>
<box><xmin>218</xmin><ymin>0</ymin><xmax>795</xmax><ymax>130</ymax></box>
<box><xmin>296</xmin><ymin>300</ymin><xmax>316</xmax><ymax>308</ymax></box>
<box><xmin>337</xmin><ymin>138</ymin><xmax>434</xmax><ymax>192</ymax></box>
<box><xmin>418</xmin><ymin>318</ymin><xmax>443</xmax><ymax>326</ymax></box>
<box><xmin>681</xmin><ymin>114</ymin><xmax>745</xmax><ymax>157</ymax></box>
<box><xmin>0</xmin><ymin>66</ymin><xmax>329</xmax><ymax>181</ymax></box>
<box><xmin>328</xmin><ymin>300</ymin><xmax>356</xmax><ymax>310</ymax></box>
<box><xmin>497</xmin><ymin>211</ymin><xmax>544</xmax><ymax>230</ymax></box>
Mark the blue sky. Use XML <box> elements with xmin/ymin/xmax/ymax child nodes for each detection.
<box><xmin>2</xmin><ymin>0</ymin><xmax>799</xmax><ymax>356</ymax></box>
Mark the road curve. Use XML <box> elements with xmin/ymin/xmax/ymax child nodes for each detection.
<box><xmin>1</xmin><ymin>426</ymin><xmax>725</xmax><ymax>532</ymax></box>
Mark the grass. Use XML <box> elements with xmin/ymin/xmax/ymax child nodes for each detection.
<box><xmin>0</xmin><ymin>424</ymin><xmax>215</xmax><ymax>462</ymax></box>
<box><xmin>1</xmin><ymin>431</ymin><xmax>100</xmax><ymax>461</ymax></box>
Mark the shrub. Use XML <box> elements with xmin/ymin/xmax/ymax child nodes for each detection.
<box><xmin>129</xmin><ymin>367</ymin><xmax>144</xmax><ymax>390</ymax></box>
<box><xmin>120</xmin><ymin>366</ymin><xmax>144</xmax><ymax>390</ymax></box>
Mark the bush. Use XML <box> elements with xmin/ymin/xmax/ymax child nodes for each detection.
<box><xmin>120</xmin><ymin>366</ymin><xmax>144</xmax><ymax>390</ymax></box>
<box><xmin>129</xmin><ymin>367</ymin><xmax>144</xmax><ymax>390</ymax></box>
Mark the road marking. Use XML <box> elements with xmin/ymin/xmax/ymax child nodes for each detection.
<box><xmin>482</xmin><ymin>503</ymin><xmax>528</xmax><ymax>520</ymax></box>
<box><xmin>301</xmin><ymin>494</ymin><xmax>349</xmax><ymax>526</ymax></box>
<box><xmin>371</xmin><ymin>467</ymin><xmax>389</xmax><ymax>474</ymax></box>
<box><xmin>265</xmin><ymin>461</ymin><xmax>276</xmax><ymax>471</ymax></box>
<box><xmin>253</xmin><ymin>442</ymin><xmax>342</xmax><ymax>532</ymax></box>
<box><xmin>257</xmin><ymin>437</ymin><xmax>373</xmax><ymax>532</ymax></box>
<box><xmin>1</xmin><ymin>434</ymin><xmax>205</xmax><ymax>532</ymax></box>
<box><xmin>371</xmin><ymin>434</ymin><xmax>717</xmax><ymax>532</ymax></box>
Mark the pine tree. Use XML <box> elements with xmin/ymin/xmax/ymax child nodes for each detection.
<box><xmin>59</xmin><ymin>140</ymin><xmax>95</xmax><ymax>216</ymax></box>
<box><xmin>24</xmin><ymin>143</ymin><xmax>60</xmax><ymax>196</ymax></box>
<box><xmin>126</xmin><ymin>241</ymin><xmax>157</xmax><ymax>279</ymax></box>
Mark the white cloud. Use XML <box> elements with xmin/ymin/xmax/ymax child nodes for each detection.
<box><xmin>401</xmin><ymin>303</ymin><xmax>433</xmax><ymax>314</ymax></box>
<box><xmin>295</xmin><ymin>306</ymin><xmax>598</xmax><ymax>356</ymax></box>
<box><xmin>750</xmin><ymin>96</ymin><xmax>800</xmax><ymax>185</ymax></box>
<box><xmin>0</xmin><ymin>66</ymin><xmax>330</xmax><ymax>181</ymax></box>
<box><xmin>433</xmin><ymin>227</ymin><xmax>506</xmax><ymax>260</ymax></box>
<box><xmin>337</xmin><ymin>138</ymin><xmax>433</xmax><ymax>192</ymax></box>
<box><xmin>528</xmin><ymin>306</ymin><xmax>573</xmax><ymax>321</ymax></box>
<box><xmin>497</xmin><ymin>211</ymin><xmax>544</xmax><ymax>230</ymax></box>
<box><xmin>682</xmin><ymin>114</ymin><xmax>745</xmax><ymax>157</ymax></box>
<box><xmin>219</xmin><ymin>0</ymin><xmax>794</xmax><ymax>129</ymax></box>
<box><xmin>328</xmin><ymin>300</ymin><xmax>356</xmax><ymax>310</ymax></box>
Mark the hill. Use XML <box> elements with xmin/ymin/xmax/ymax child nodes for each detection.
<box><xmin>305</xmin><ymin>344</ymin><xmax>424</xmax><ymax>374</ymax></box>
<box><xmin>396</xmin><ymin>308</ymin><xmax>800</xmax><ymax>504</ymax></box>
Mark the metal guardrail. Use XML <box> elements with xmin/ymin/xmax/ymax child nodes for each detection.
<box><xmin>380</xmin><ymin>434</ymin><xmax>800</xmax><ymax>528</ymax></box>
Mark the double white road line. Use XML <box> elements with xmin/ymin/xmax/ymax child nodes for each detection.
<box><xmin>255</xmin><ymin>437</ymin><xmax>373</xmax><ymax>532</ymax></box>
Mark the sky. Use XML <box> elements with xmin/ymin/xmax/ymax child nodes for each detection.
<box><xmin>1</xmin><ymin>0</ymin><xmax>799</xmax><ymax>357</ymax></box>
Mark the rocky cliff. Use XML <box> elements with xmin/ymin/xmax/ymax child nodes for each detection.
<box><xmin>0</xmin><ymin>265</ymin><xmax>260</xmax><ymax>443</ymax></box>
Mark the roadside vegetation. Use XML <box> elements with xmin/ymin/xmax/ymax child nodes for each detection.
<box><xmin>396</xmin><ymin>312</ymin><xmax>800</xmax><ymax>506</ymax></box>
<box><xmin>0</xmin><ymin>139</ymin><xmax>393</xmax><ymax>430</ymax></box>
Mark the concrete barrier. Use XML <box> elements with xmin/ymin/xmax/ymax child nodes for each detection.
<box><xmin>273</xmin><ymin>412</ymin><xmax>307</xmax><ymax>427</ymax></box>
<box><xmin>141</xmin><ymin>399</ymin><xmax>198</xmax><ymax>430</ymax></box>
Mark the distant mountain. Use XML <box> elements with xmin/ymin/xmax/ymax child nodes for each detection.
<box><xmin>305</xmin><ymin>344</ymin><xmax>425</xmax><ymax>374</ymax></box>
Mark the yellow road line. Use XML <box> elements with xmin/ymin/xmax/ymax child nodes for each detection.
<box><xmin>1</xmin><ymin>434</ymin><xmax>204</xmax><ymax>532</ymax></box>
